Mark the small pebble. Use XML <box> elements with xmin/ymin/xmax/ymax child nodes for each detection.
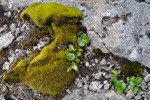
<box><xmin>92</xmin><ymin>63</ymin><xmax>95</xmax><ymax>66</ymax></box>
<box><xmin>100</xmin><ymin>58</ymin><xmax>106</xmax><ymax>65</ymax></box>
<box><xmin>126</xmin><ymin>90</ymin><xmax>135</xmax><ymax>99</ymax></box>
<box><xmin>95</xmin><ymin>59</ymin><xmax>99</xmax><ymax>64</ymax></box>
<box><xmin>104</xmin><ymin>83</ymin><xmax>110</xmax><ymax>90</ymax></box>
<box><xmin>85</xmin><ymin>62</ymin><xmax>89</xmax><ymax>66</ymax></box>
<box><xmin>95</xmin><ymin>72</ymin><xmax>102</xmax><ymax>79</ymax></box>
<box><xmin>134</xmin><ymin>95</ymin><xmax>141</xmax><ymax>100</ymax></box>
<box><xmin>144</xmin><ymin>74</ymin><xmax>150</xmax><ymax>83</ymax></box>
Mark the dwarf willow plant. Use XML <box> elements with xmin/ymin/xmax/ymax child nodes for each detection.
<box><xmin>66</xmin><ymin>31</ymin><xmax>90</xmax><ymax>72</ymax></box>
<box><xmin>110</xmin><ymin>70</ymin><xmax>126</xmax><ymax>94</ymax></box>
<box><xmin>110</xmin><ymin>70</ymin><xmax>142</xmax><ymax>95</ymax></box>
<box><xmin>127</xmin><ymin>76</ymin><xmax>142</xmax><ymax>94</ymax></box>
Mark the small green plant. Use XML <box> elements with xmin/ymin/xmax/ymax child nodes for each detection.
<box><xmin>77</xmin><ymin>33</ymin><xmax>90</xmax><ymax>47</ymax></box>
<box><xmin>66</xmin><ymin>31</ymin><xmax>90</xmax><ymax>72</ymax></box>
<box><xmin>110</xmin><ymin>70</ymin><xmax>126</xmax><ymax>94</ymax></box>
<box><xmin>66</xmin><ymin>44</ymin><xmax>83</xmax><ymax>72</ymax></box>
<box><xmin>110</xmin><ymin>70</ymin><xmax>142</xmax><ymax>95</ymax></box>
<box><xmin>111</xmin><ymin>70</ymin><xmax>121</xmax><ymax>79</ymax></box>
<box><xmin>127</xmin><ymin>76</ymin><xmax>142</xmax><ymax>94</ymax></box>
<box><xmin>110</xmin><ymin>79</ymin><xmax>126</xmax><ymax>94</ymax></box>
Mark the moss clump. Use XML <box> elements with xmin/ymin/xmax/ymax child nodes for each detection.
<box><xmin>121</xmin><ymin>62</ymin><xmax>144</xmax><ymax>81</ymax></box>
<box><xmin>3</xmin><ymin>2</ymin><xmax>83</xmax><ymax>95</ymax></box>
<box><xmin>20</xmin><ymin>2</ymin><xmax>83</xmax><ymax>28</ymax></box>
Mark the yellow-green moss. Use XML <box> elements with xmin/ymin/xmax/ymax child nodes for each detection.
<box><xmin>13</xmin><ymin>59</ymin><xmax>28</xmax><ymax>77</ymax></box>
<box><xmin>3</xmin><ymin>72</ymin><xmax>21</xmax><ymax>83</ymax></box>
<box><xmin>3</xmin><ymin>2</ymin><xmax>83</xmax><ymax>95</ymax></box>
<box><xmin>20</xmin><ymin>2</ymin><xmax>83</xmax><ymax>28</ymax></box>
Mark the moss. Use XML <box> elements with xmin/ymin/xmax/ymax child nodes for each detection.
<box><xmin>3</xmin><ymin>2</ymin><xmax>83</xmax><ymax>95</ymax></box>
<box><xmin>20</xmin><ymin>2</ymin><xmax>83</xmax><ymax>28</ymax></box>
<box><xmin>121</xmin><ymin>62</ymin><xmax>144</xmax><ymax>81</ymax></box>
<box><xmin>13</xmin><ymin>59</ymin><xmax>28</xmax><ymax>78</ymax></box>
<box><xmin>3</xmin><ymin>72</ymin><xmax>21</xmax><ymax>83</ymax></box>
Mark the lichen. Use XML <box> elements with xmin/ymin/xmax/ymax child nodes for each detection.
<box><xmin>3</xmin><ymin>2</ymin><xmax>83</xmax><ymax>95</ymax></box>
<box><xmin>121</xmin><ymin>62</ymin><xmax>144</xmax><ymax>81</ymax></box>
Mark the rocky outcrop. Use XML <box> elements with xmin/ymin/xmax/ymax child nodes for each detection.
<box><xmin>1</xmin><ymin>0</ymin><xmax>150</xmax><ymax>68</ymax></box>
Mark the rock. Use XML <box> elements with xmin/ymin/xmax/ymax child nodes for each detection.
<box><xmin>126</xmin><ymin>90</ymin><xmax>135</xmax><ymax>99</ymax></box>
<box><xmin>95</xmin><ymin>59</ymin><xmax>99</xmax><ymax>64</ymax></box>
<box><xmin>92</xmin><ymin>63</ymin><xmax>95</xmax><ymax>66</ymax></box>
<box><xmin>2</xmin><ymin>61</ymin><xmax>10</xmax><ymax>70</ymax></box>
<box><xmin>103</xmin><ymin>80</ymin><xmax>108</xmax><ymax>84</ymax></box>
<box><xmin>4</xmin><ymin>11</ymin><xmax>11</xmax><ymax>18</ymax></box>
<box><xmin>94</xmin><ymin>72</ymin><xmax>103</xmax><ymax>79</ymax></box>
<box><xmin>10</xmin><ymin>23</ymin><xmax>16</xmax><ymax>32</ymax></box>
<box><xmin>105</xmin><ymin>90</ymin><xmax>127</xmax><ymax>100</ymax></box>
<box><xmin>0</xmin><ymin>32</ymin><xmax>14</xmax><ymax>51</ymax></box>
<box><xmin>85</xmin><ymin>75</ymin><xmax>89</xmax><ymax>81</ymax></box>
<box><xmin>75</xmin><ymin>78</ymin><xmax>83</xmax><ymax>88</ymax></box>
<box><xmin>15</xmin><ymin>28</ymin><xmax>21</xmax><ymax>35</ymax></box>
<box><xmin>89</xmin><ymin>81</ymin><xmax>100</xmax><ymax>91</ymax></box>
<box><xmin>66</xmin><ymin>89</ymin><xmax>71</xmax><ymax>94</ymax></box>
<box><xmin>100</xmin><ymin>58</ymin><xmax>107</xmax><ymax>65</ymax></box>
<box><xmin>85</xmin><ymin>61</ymin><xmax>89</xmax><ymax>66</ymax></box>
<box><xmin>134</xmin><ymin>95</ymin><xmax>142</xmax><ymax>100</ymax></box>
<box><xmin>104</xmin><ymin>74</ymin><xmax>111</xmax><ymax>79</ymax></box>
<box><xmin>144</xmin><ymin>74</ymin><xmax>150</xmax><ymax>82</ymax></box>
<box><xmin>0</xmin><ymin>94</ymin><xmax>5</xmax><ymax>100</ymax></box>
<box><xmin>83</xmin><ymin>84</ymin><xmax>89</xmax><ymax>90</ymax></box>
<box><xmin>97</xmin><ymin>84</ymin><xmax>103</xmax><ymax>92</ymax></box>
<box><xmin>0</xmin><ymin>24</ymin><xmax>8</xmax><ymax>33</ymax></box>
<box><xmin>141</xmin><ymin>85</ymin><xmax>147</xmax><ymax>91</ymax></box>
<box><xmin>93</xmin><ymin>0</ymin><xmax>150</xmax><ymax>68</ymax></box>
<box><xmin>21</xmin><ymin>24</ymin><xmax>26</xmax><ymax>31</ymax></box>
<box><xmin>104</xmin><ymin>83</ymin><xmax>110</xmax><ymax>90</ymax></box>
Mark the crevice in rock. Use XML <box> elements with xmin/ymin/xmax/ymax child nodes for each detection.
<box><xmin>146</xmin><ymin>31</ymin><xmax>150</xmax><ymax>38</ymax></box>
<box><xmin>101</xmin><ymin>15</ymin><xmax>120</xmax><ymax>27</ymax></box>
<box><xmin>121</xmin><ymin>13</ymin><xmax>132</xmax><ymax>21</ymax></box>
<box><xmin>136</xmin><ymin>0</ymin><xmax>146</xmax><ymax>2</ymax></box>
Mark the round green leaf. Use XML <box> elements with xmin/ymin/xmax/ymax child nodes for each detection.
<box><xmin>71</xmin><ymin>62</ymin><xmax>78</xmax><ymax>72</ymax></box>
<box><xmin>117</xmin><ymin>81</ymin><xmax>124</xmax><ymax>87</ymax></box>
<box><xmin>121</xmin><ymin>83</ymin><xmax>126</xmax><ymax>89</ymax></box>
<box><xmin>112</xmin><ymin>70</ymin><xmax>118</xmax><ymax>76</ymax></box>
<box><xmin>135</xmin><ymin>77</ymin><xmax>142</xmax><ymax>84</ymax></box>
<box><xmin>130</xmin><ymin>76</ymin><xmax>135</xmax><ymax>80</ymax></box>
<box><xmin>77</xmin><ymin>38</ymin><xmax>85</xmax><ymax>47</ymax></box>
<box><xmin>69</xmin><ymin>44</ymin><xmax>76</xmax><ymax>52</ymax></box>
<box><xmin>130</xmin><ymin>80</ymin><xmax>135</xmax><ymax>86</ymax></box>
<box><xmin>132</xmin><ymin>87</ymin><xmax>138</xmax><ymax>94</ymax></box>
<box><xmin>81</xmin><ymin>36</ymin><xmax>90</xmax><ymax>44</ymax></box>
<box><xmin>128</xmin><ymin>85</ymin><xmax>134</xmax><ymax>90</ymax></box>
<box><xmin>76</xmin><ymin>51</ymin><xmax>81</xmax><ymax>57</ymax></box>
<box><xmin>67</xmin><ymin>53</ymin><xmax>75</xmax><ymax>61</ymax></box>
<box><xmin>110</xmin><ymin>78</ymin><xmax>115</xmax><ymax>84</ymax></box>
<box><xmin>116</xmin><ymin>87</ymin><xmax>124</xmax><ymax>95</ymax></box>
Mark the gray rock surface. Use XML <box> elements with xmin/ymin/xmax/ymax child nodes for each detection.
<box><xmin>126</xmin><ymin>90</ymin><xmax>135</xmax><ymax>99</ymax></box>
<box><xmin>63</xmin><ymin>89</ymin><xmax>127</xmax><ymax>100</ymax></box>
<box><xmin>0</xmin><ymin>32</ymin><xmax>14</xmax><ymax>51</ymax></box>
<box><xmin>144</xmin><ymin>74</ymin><xmax>150</xmax><ymax>82</ymax></box>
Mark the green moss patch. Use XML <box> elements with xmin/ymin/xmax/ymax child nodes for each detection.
<box><xmin>121</xmin><ymin>62</ymin><xmax>144</xmax><ymax>81</ymax></box>
<box><xmin>3</xmin><ymin>2</ymin><xmax>83</xmax><ymax>95</ymax></box>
